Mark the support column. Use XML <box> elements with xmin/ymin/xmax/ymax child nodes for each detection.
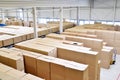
<box><xmin>113</xmin><ymin>0</ymin><xmax>117</xmax><ymax>25</ymax></box>
<box><xmin>22</xmin><ymin>8</ymin><xmax>25</xmax><ymax>21</ymax></box>
<box><xmin>59</xmin><ymin>7</ymin><xmax>63</xmax><ymax>33</ymax></box>
<box><xmin>1</xmin><ymin>9</ymin><xmax>5</xmax><ymax>24</ymax></box>
<box><xmin>76</xmin><ymin>7</ymin><xmax>79</xmax><ymax>25</ymax></box>
<box><xmin>69</xmin><ymin>7</ymin><xmax>72</xmax><ymax>21</ymax></box>
<box><xmin>33</xmin><ymin>7</ymin><xmax>38</xmax><ymax>38</ymax></box>
<box><xmin>53</xmin><ymin>7</ymin><xmax>55</xmax><ymax>21</ymax></box>
<box><xmin>27</xmin><ymin>9</ymin><xmax>29</xmax><ymax>21</ymax></box>
<box><xmin>89</xmin><ymin>0</ymin><xmax>92</xmax><ymax>24</ymax></box>
<box><xmin>16</xmin><ymin>9</ymin><xmax>18</xmax><ymax>19</ymax></box>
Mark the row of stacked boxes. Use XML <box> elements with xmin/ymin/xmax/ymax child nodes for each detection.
<box><xmin>14</xmin><ymin>38</ymin><xmax>100</xmax><ymax>80</ymax></box>
<box><xmin>0</xmin><ymin>47</ymin><xmax>90</xmax><ymax>80</ymax></box>
<box><xmin>46</xmin><ymin>33</ymin><xmax>114</xmax><ymax>69</ymax></box>
<box><xmin>65</xmin><ymin>26</ymin><xmax>120</xmax><ymax>54</ymax></box>
<box><xmin>0</xmin><ymin>21</ymin><xmax>75</xmax><ymax>47</ymax></box>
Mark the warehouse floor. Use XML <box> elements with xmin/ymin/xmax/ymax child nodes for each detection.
<box><xmin>101</xmin><ymin>54</ymin><xmax>120</xmax><ymax>80</ymax></box>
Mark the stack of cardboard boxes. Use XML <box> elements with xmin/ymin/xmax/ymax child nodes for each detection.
<box><xmin>46</xmin><ymin>33</ymin><xmax>113</xmax><ymax>69</ymax></box>
<box><xmin>14</xmin><ymin>38</ymin><xmax>99</xmax><ymax>80</ymax></box>
<box><xmin>0</xmin><ymin>48</ymin><xmax>89</xmax><ymax>80</ymax></box>
<box><xmin>0</xmin><ymin>48</ymin><xmax>24</xmax><ymax>71</ymax></box>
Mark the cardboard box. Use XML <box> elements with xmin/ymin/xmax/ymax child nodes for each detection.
<box><xmin>13</xmin><ymin>35</ymin><xmax>22</xmax><ymax>43</ymax></box>
<box><xmin>0</xmin><ymin>52</ymin><xmax>10</xmax><ymax>65</ymax></box>
<box><xmin>65</xmin><ymin>65</ymin><xmax>88</xmax><ymax>80</ymax></box>
<box><xmin>26</xmin><ymin>34</ymin><xmax>31</xmax><ymax>40</ymax></box>
<box><xmin>51</xmin><ymin>58</ymin><xmax>89</xmax><ymax>80</ymax></box>
<box><xmin>37</xmin><ymin>57</ymin><xmax>51</xmax><ymax>80</ymax></box>
<box><xmin>8</xmin><ymin>55</ymin><xmax>24</xmax><ymax>71</ymax></box>
<box><xmin>3</xmin><ymin>38</ymin><xmax>14</xmax><ymax>46</ymax></box>
<box><xmin>23</xmin><ymin>53</ymin><xmax>40</xmax><ymax>76</ymax></box>
<box><xmin>57</xmin><ymin>48</ymin><xmax>98</xmax><ymax>80</ymax></box>
<box><xmin>50</xmin><ymin>62</ymin><xmax>66</xmax><ymax>80</ymax></box>
<box><xmin>15</xmin><ymin>42</ymin><xmax>57</xmax><ymax>57</ymax></box>
<box><xmin>100</xmin><ymin>49</ymin><xmax>113</xmax><ymax>69</ymax></box>
<box><xmin>21</xmin><ymin>34</ymin><xmax>27</xmax><ymax>41</ymax></box>
<box><xmin>0</xmin><ymin>51</ymin><xmax>24</xmax><ymax>71</ymax></box>
<box><xmin>101</xmin><ymin>31</ymin><xmax>115</xmax><ymax>40</ymax></box>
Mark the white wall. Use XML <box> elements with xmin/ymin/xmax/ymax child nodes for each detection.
<box><xmin>2</xmin><ymin>0</ymin><xmax>120</xmax><ymax>22</ymax></box>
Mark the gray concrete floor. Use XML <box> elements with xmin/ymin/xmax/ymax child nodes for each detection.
<box><xmin>101</xmin><ymin>55</ymin><xmax>120</xmax><ymax>80</ymax></box>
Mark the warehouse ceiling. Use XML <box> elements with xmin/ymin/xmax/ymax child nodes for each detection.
<box><xmin>0</xmin><ymin>0</ymin><xmax>89</xmax><ymax>8</ymax></box>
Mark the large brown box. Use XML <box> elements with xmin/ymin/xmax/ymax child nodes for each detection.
<box><xmin>51</xmin><ymin>58</ymin><xmax>89</xmax><ymax>80</ymax></box>
<box><xmin>50</xmin><ymin>62</ymin><xmax>66</xmax><ymax>80</ymax></box>
<box><xmin>114</xmin><ymin>32</ymin><xmax>120</xmax><ymax>40</ymax></box>
<box><xmin>23</xmin><ymin>53</ymin><xmax>40</xmax><ymax>76</ymax></box>
<box><xmin>15</xmin><ymin>42</ymin><xmax>57</xmax><ymax>57</ymax></box>
<box><xmin>57</xmin><ymin>48</ymin><xmax>98</xmax><ymax>80</ymax></box>
<box><xmin>100</xmin><ymin>49</ymin><xmax>112</xmax><ymax>68</ymax></box>
<box><xmin>0</xmin><ymin>52</ymin><xmax>10</xmax><ymax>65</ymax></box>
<box><xmin>8</xmin><ymin>55</ymin><xmax>24</xmax><ymax>71</ymax></box>
<box><xmin>21</xmin><ymin>34</ymin><xmax>27</xmax><ymax>41</ymax></box>
<box><xmin>0</xmin><ymin>51</ymin><xmax>24</xmax><ymax>71</ymax></box>
<box><xmin>37</xmin><ymin>57</ymin><xmax>51</xmax><ymax>80</ymax></box>
<box><xmin>1</xmin><ymin>35</ymin><xmax>14</xmax><ymax>46</ymax></box>
<box><xmin>13</xmin><ymin>35</ymin><xmax>22</xmax><ymax>43</ymax></box>
<box><xmin>65</xmin><ymin>66</ymin><xmax>88</xmax><ymax>80</ymax></box>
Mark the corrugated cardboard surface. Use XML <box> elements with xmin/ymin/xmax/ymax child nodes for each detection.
<box><xmin>23</xmin><ymin>53</ymin><xmax>40</xmax><ymax>76</ymax></box>
<box><xmin>57</xmin><ymin>48</ymin><xmax>98</xmax><ymax>80</ymax></box>
<box><xmin>37</xmin><ymin>57</ymin><xmax>51</xmax><ymax>80</ymax></box>
<box><xmin>15</xmin><ymin>41</ymin><xmax>57</xmax><ymax>57</ymax></box>
<box><xmin>13</xmin><ymin>35</ymin><xmax>22</xmax><ymax>43</ymax></box>
<box><xmin>100</xmin><ymin>49</ymin><xmax>113</xmax><ymax>69</ymax></box>
<box><xmin>50</xmin><ymin>62</ymin><xmax>66</xmax><ymax>80</ymax></box>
